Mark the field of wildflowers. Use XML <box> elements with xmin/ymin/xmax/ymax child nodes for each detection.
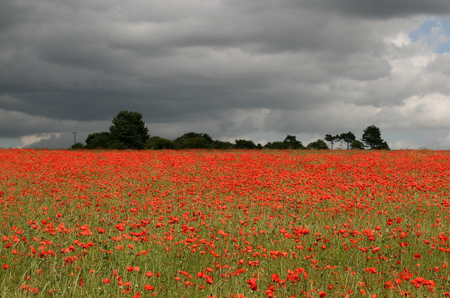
<box><xmin>1</xmin><ymin>149</ymin><xmax>450</xmax><ymax>297</ymax></box>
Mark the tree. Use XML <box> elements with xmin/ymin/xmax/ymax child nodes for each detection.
<box><xmin>85</xmin><ymin>132</ymin><xmax>111</xmax><ymax>149</ymax></box>
<box><xmin>361</xmin><ymin>125</ymin><xmax>390</xmax><ymax>150</ymax></box>
<box><xmin>211</xmin><ymin>140</ymin><xmax>235</xmax><ymax>149</ymax></box>
<box><xmin>263</xmin><ymin>135</ymin><xmax>304</xmax><ymax>149</ymax></box>
<box><xmin>283</xmin><ymin>135</ymin><xmax>304</xmax><ymax>149</ymax></box>
<box><xmin>264</xmin><ymin>141</ymin><xmax>288</xmax><ymax>149</ymax></box>
<box><xmin>108</xmin><ymin>139</ymin><xmax>128</xmax><ymax>150</ymax></box>
<box><xmin>306</xmin><ymin>139</ymin><xmax>329</xmax><ymax>150</ymax></box>
<box><xmin>173</xmin><ymin>132</ymin><xmax>213</xmax><ymax>149</ymax></box>
<box><xmin>145</xmin><ymin>136</ymin><xmax>174</xmax><ymax>149</ymax></box>
<box><xmin>325</xmin><ymin>134</ymin><xmax>340</xmax><ymax>150</ymax></box>
<box><xmin>109</xmin><ymin>111</ymin><xmax>149</xmax><ymax>149</ymax></box>
<box><xmin>235</xmin><ymin>139</ymin><xmax>258</xmax><ymax>149</ymax></box>
<box><xmin>70</xmin><ymin>142</ymin><xmax>85</xmax><ymax>150</ymax></box>
<box><xmin>351</xmin><ymin>140</ymin><xmax>365</xmax><ymax>150</ymax></box>
<box><xmin>339</xmin><ymin>132</ymin><xmax>356</xmax><ymax>150</ymax></box>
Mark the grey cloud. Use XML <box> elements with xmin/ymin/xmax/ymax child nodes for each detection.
<box><xmin>1</xmin><ymin>0</ymin><xmax>450</xmax><ymax>149</ymax></box>
<box><xmin>0</xmin><ymin>107</ymin><xmax>108</xmax><ymax>138</ymax></box>
<box><xmin>302</xmin><ymin>0</ymin><xmax>450</xmax><ymax>19</ymax></box>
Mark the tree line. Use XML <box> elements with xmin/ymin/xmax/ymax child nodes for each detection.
<box><xmin>72</xmin><ymin>111</ymin><xmax>390</xmax><ymax>150</ymax></box>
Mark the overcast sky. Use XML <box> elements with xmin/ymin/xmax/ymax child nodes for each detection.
<box><xmin>2</xmin><ymin>0</ymin><xmax>450</xmax><ymax>149</ymax></box>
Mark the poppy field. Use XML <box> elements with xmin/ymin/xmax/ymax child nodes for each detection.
<box><xmin>1</xmin><ymin>149</ymin><xmax>450</xmax><ymax>297</ymax></box>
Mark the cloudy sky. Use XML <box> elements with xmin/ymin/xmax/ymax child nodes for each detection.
<box><xmin>2</xmin><ymin>0</ymin><xmax>450</xmax><ymax>149</ymax></box>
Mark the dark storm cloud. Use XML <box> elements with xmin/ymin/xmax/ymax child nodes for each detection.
<box><xmin>1</xmin><ymin>0</ymin><xmax>450</xmax><ymax>148</ymax></box>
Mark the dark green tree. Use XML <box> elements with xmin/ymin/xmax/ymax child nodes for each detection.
<box><xmin>284</xmin><ymin>135</ymin><xmax>304</xmax><ymax>149</ymax></box>
<box><xmin>211</xmin><ymin>140</ymin><xmax>235</xmax><ymax>149</ymax></box>
<box><xmin>235</xmin><ymin>139</ymin><xmax>258</xmax><ymax>149</ymax></box>
<box><xmin>361</xmin><ymin>125</ymin><xmax>390</xmax><ymax>150</ymax></box>
<box><xmin>264</xmin><ymin>135</ymin><xmax>304</xmax><ymax>149</ymax></box>
<box><xmin>108</xmin><ymin>139</ymin><xmax>128</xmax><ymax>150</ymax></box>
<box><xmin>109</xmin><ymin>111</ymin><xmax>149</xmax><ymax>149</ymax></box>
<box><xmin>306</xmin><ymin>139</ymin><xmax>329</xmax><ymax>150</ymax></box>
<box><xmin>85</xmin><ymin>132</ymin><xmax>111</xmax><ymax>149</ymax></box>
<box><xmin>339</xmin><ymin>132</ymin><xmax>356</xmax><ymax>150</ymax></box>
<box><xmin>325</xmin><ymin>134</ymin><xmax>340</xmax><ymax>150</ymax></box>
<box><xmin>351</xmin><ymin>140</ymin><xmax>365</xmax><ymax>150</ymax></box>
<box><xmin>264</xmin><ymin>141</ymin><xmax>288</xmax><ymax>149</ymax></box>
<box><xmin>173</xmin><ymin>132</ymin><xmax>213</xmax><ymax>149</ymax></box>
<box><xmin>145</xmin><ymin>136</ymin><xmax>174</xmax><ymax>149</ymax></box>
<box><xmin>70</xmin><ymin>142</ymin><xmax>85</xmax><ymax>150</ymax></box>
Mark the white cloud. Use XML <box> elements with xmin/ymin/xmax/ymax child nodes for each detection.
<box><xmin>384</xmin><ymin>31</ymin><xmax>412</xmax><ymax>48</ymax></box>
<box><xmin>394</xmin><ymin>93</ymin><xmax>450</xmax><ymax>129</ymax></box>
<box><xmin>20</xmin><ymin>133</ymin><xmax>61</xmax><ymax>148</ymax></box>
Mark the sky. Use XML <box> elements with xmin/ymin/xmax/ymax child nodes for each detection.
<box><xmin>2</xmin><ymin>0</ymin><xmax>450</xmax><ymax>149</ymax></box>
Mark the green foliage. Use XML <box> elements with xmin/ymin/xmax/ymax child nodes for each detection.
<box><xmin>173</xmin><ymin>132</ymin><xmax>214</xmax><ymax>149</ymax></box>
<box><xmin>83</xmin><ymin>112</ymin><xmax>393</xmax><ymax>151</ymax></box>
<box><xmin>211</xmin><ymin>140</ymin><xmax>235</xmax><ymax>149</ymax></box>
<box><xmin>325</xmin><ymin>134</ymin><xmax>340</xmax><ymax>150</ymax></box>
<box><xmin>307</xmin><ymin>139</ymin><xmax>329</xmax><ymax>150</ymax></box>
<box><xmin>85</xmin><ymin>132</ymin><xmax>111</xmax><ymax>149</ymax></box>
<box><xmin>85</xmin><ymin>111</ymin><xmax>149</xmax><ymax>150</ymax></box>
<box><xmin>339</xmin><ymin>132</ymin><xmax>356</xmax><ymax>150</ymax></box>
<box><xmin>107</xmin><ymin>139</ymin><xmax>128</xmax><ymax>150</ymax></box>
<box><xmin>351</xmin><ymin>140</ymin><xmax>365</xmax><ymax>149</ymax></box>
<box><xmin>235</xmin><ymin>139</ymin><xmax>258</xmax><ymax>149</ymax></box>
<box><xmin>264</xmin><ymin>141</ymin><xmax>288</xmax><ymax>149</ymax></box>
<box><xmin>324</xmin><ymin>132</ymin><xmax>358</xmax><ymax>150</ymax></box>
<box><xmin>109</xmin><ymin>111</ymin><xmax>149</xmax><ymax>149</ymax></box>
<box><xmin>361</xmin><ymin>125</ymin><xmax>390</xmax><ymax>150</ymax></box>
<box><xmin>70</xmin><ymin>142</ymin><xmax>85</xmax><ymax>150</ymax></box>
<box><xmin>145</xmin><ymin>136</ymin><xmax>175</xmax><ymax>150</ymax></box>
<box><xmin>264</xmin><ymin>135</ymin><xmax>304</xmax><ymax>149</ymax></box>
<box><xmin>283</xmin><ymin>135</ymin><xmax>304</xmax><ymax>149</ymax></box>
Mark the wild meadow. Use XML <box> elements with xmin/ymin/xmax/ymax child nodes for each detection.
<box><xmin>1</xmin><ymin>149</ymin><xmax>450</xmax><ymax>297</ymax></box>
